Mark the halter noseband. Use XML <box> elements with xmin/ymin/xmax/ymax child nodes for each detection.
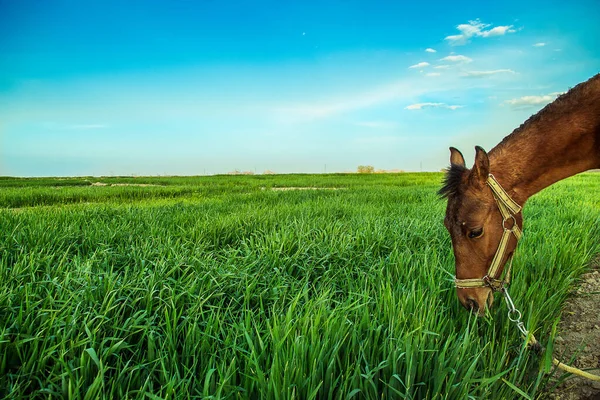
<box><xmin>454</xmin><ymin>174</ymin><xmax>522</xmax><ymax>291</ymax></box>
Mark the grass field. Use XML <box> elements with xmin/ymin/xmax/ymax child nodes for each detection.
<box><xmin>1</xmin><ymin>172</ymin><xmax>599</xmax><ymax>399</ymax></box>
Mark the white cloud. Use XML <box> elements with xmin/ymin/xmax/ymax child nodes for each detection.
<box><xmin>425</xmin><ymin>72</ymin><xmax>441</xmax><ymax>77</ymax></box>
<box><xmin>533</xmin><ymin>42</ymin><xmax>546</xmax><ymax>47</ymax></box>
<box><xmin>405</xmin><ymin>102</ymin><xmax>442</xmax><ymax>110</ymax></box>
<box><xmin>434</xmin><ymin>65</ymin><xmax>450</xmax><ymax>69</ymax></box>
<box><xmin>462</xmin><ymin>69</ymin><xmax>516</xmax><ymax>78</ymax></box>
<box><xmin>405</xmin><ymin>102</ymin><xmax>463</xmax><ymax>110</ymax></box>
<box><xmin>425</xmin><ymin>48</ymin><xmax>437</xmax><ymax>53</ymax></box>
<box><xmin>503</xmin><ymin>92</ymin><xmax>564</xmax><ymax>108</ymax></box>
<box><xmin>445</xmin><ymin>20</ymin><xmax>515</xmax><ymax>45</ymax></box>
<box><xmin>479</xmin><ymin>25</ymin><xmax>514</xmax><ymax>37</ymax></box>
<box><xmin>456</xmin><ymin>21</ymin><xmax>486</xmax><ymax>37</ymax></box>
<box><xmin>444</xmin><ymin>35</ymin><xmax>464</xmax><ymax>43</ymax></box>
<box><xmin>409</xmin><ymin>62</ymin><xmax>430</xmax><ymax>69</ymax></box>
<box><xmin>440</xmin><ymin>55</ymin><xmax>472</xmax><ymax>63</ymax></box>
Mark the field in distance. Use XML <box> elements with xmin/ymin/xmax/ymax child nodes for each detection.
<box><xmin>1</xmin><ymin>172</ymin><xmax>599</xmax><ymax>399</ymax></box>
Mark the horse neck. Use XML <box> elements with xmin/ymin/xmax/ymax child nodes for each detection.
<box><xmin>488</xmin><ymin>108</ymin><xmax>600</xmax><ymax>205</ymax></box>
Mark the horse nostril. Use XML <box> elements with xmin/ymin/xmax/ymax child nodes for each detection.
<box><xmin>466</xmin><ymin>298</ymin><xmax>479</xmax><ymax>313</ymax></box>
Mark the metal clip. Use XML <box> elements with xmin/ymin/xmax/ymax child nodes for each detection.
<box><xmin>502</xmin><ymin>287</ymin><xmax>529</xmax><ymax>337</ymax></box>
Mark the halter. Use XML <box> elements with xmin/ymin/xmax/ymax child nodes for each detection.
<box><xmin>454</xmin><ymin>174</ymin><xmax>522</xmax><ymax>291</ymax></box>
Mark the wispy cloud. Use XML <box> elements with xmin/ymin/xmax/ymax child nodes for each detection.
<box><xmin>434</xmin><ymin>65</ymin><xmax>450</xmax><ymax>69</ymax></box>
<box><xmin>425</xmin><ymin>48</ymin><xmax>437</xmax><ymax>53</ymax></box>
<box><xmin>405</xmin><ymin>103</ymin><xmax>463</xmax><ymax>110</ymax></box>
<box><xmin>445</xmin><ymin>20</ymin><xmax>516</xmax><ymax>45</ymax></box>
<box><xmin>440</xmin><ymin>55</ymin><xmax>473</xmax><ymax>63</ymax></box>
<box><xmin>503</xmin><ymin>92</ymin><xmax>564</xmax><ymax>108</ymax></box>
<box><xmin>479</xmin><ymin>25</ymin><xmax>514</xmax><ymax>37</ymax></box>
<box><xmin>425</xmin><ymin>72</ymin><xmax>441</xmax><ymax>77</ymax></box>
<box><xmin>462</xmin><ymin>69</ymin><xmax>516</xmax><ymax>78</ymax></box>
<box><xmin>409</xmin><ymin>62</ymin><xmax>430</xmax><ymax>69</ymax></box>
<box><xmin>273</xmin><ymin>79</ymin><xmax>437</xmax><ymax>121</ymax></box>
<box><xmin>533</xmin><ymin>42</ymin><xmax>546</xmax><ymax>47</ymax></box>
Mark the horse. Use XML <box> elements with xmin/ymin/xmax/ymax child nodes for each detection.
<box><xmin>439</xmin><ymin>73</ymin><xmax>600</xmax><ymax>315</ymax></box>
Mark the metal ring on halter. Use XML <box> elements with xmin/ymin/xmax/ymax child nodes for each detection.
<box><xmin>507</xmin><ymin>309</ymin><xmax>522</xmax><ymax>322</ymax></box>
<box><xmin>503</xmin><ymin>215</ymin><xmax>517</xmax><ymax>231</ymax></box>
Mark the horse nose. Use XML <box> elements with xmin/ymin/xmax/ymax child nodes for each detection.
<box><xmin>457</xmin><ymin>287</ymin><xmax>493</xmax><ymax>315</ymax></box>
<box><xmin>465</xmin><ymin>297</ymin><xmax>479</xmax><ymax>313</ymax></box>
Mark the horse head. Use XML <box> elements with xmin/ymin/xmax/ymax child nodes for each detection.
<box><xmin>440</xmin><ymin>146</ymin><xmax>523</xmax><ymax>315</ymax></box>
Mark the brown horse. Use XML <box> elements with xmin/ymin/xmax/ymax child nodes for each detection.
<box><xmin>440</xmin><ymin>73</ymin><xmax>600</xmax><ymax>314</ymax></box>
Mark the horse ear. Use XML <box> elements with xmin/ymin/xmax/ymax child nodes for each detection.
<box><xmin>449</xmin><ymin>147</ymin><xmax>466</xmax><ymax>167</ymax></box>
<box><xmin>470</xmin><ymin>146</ymin><xmax>490</xmax><ymax>185</ymax></box>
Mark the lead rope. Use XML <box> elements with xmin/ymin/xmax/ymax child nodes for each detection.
<box><xmin>501</xmin><ymin>288</ymin><xmax>600</xmax><ymax>381</ymax></box>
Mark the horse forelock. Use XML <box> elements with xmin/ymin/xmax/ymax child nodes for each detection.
<box><xmin>438</xmin><ymin>164</ymin><xmax>468</xmax><ymax>199</ymax></box>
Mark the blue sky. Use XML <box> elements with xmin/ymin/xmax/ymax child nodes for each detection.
<box><xmin>1</xmin><ymin>0</ymin><xmax>599</xmax><ymax>176</ymax></box>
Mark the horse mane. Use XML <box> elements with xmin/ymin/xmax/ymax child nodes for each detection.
<box><xmin>492</xmin><ymin>73</ymin><xmax>600</xmax><ymax>152</ymax></box>
<box><xmin>438</xmin><ymin>164</ymin><xmax>467</xmax><ymax>198</ymax></box>
<box><xmin>440</xmin><ymin>74</ymin><xmax>599</xmax><ymax>199</ymax></box>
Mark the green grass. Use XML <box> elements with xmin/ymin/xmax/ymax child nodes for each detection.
<box><xmin>1</xmin><ymin>172</ymin><xmax>598</xmax><ymax>399</ymax></box>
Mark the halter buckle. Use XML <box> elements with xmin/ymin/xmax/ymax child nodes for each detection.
<box><xmin>483</xmin><ymin>275</ymin><xmax>505</xmax><ymax>292</ymax></box>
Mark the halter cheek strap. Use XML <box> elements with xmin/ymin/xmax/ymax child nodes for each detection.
<box><xmin>455</xmin><ymin>174</ymin><xmax>522</xmax><ymax>291</ymax></box>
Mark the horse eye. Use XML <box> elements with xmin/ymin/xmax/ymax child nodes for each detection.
<box><xmin>468</xmin><ymin>228</ymin><xmax>484</xmax><ymax>239</ymax></box>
